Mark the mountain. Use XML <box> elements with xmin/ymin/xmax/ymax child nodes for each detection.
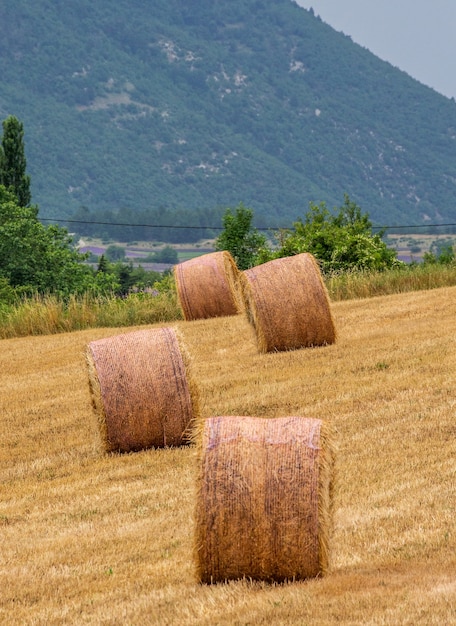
<box><xmin>1</xmin><ymin>0</ymin><xmax>456</xmax><ymax>240</ymax></box>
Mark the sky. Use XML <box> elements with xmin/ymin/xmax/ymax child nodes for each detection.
<box><xmin>295</xmin><ymin>0</ymin><xmax>456</xmax><ymax>100</ymax></box>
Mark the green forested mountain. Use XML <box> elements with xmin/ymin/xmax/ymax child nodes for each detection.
<box><xmin>1</xmin><ymin>0</ymin><xmax>456</xmax><ymax>241</ymax></box>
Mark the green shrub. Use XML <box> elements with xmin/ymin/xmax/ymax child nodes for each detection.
<box><xmin>258</xmin><ymin>195</ymin><xmax>402</xmax><ymax>274</ymax></box>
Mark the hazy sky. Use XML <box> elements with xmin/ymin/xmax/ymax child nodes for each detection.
<box><xmin>295</xmin><ymin>0</ymin><xmax>456</xmax><ymax>100</ymax></box>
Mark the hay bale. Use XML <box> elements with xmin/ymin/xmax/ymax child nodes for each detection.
<box><xmin>240</xmin><ymin>253</ymin><xmax>336</xmax><ymax>352</ymax></box>
<box><xmin>195</xmin><ymin>415</ymin><xmax>335</xmax><ymax>584</ymax></box>
<box><xmin>174</xmin><ymin>251</ymin><xmax>242</xmax><ymax>321</ymax></box>
<box><xmin>86</xmin><ymin>327</ymin><xmax>199</xmax><ymax>453</ymax></box>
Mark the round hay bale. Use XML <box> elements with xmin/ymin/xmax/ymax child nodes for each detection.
<box><xmin>240</xmin><ymin>253</ymin><xmax>336</xmax><ymax>352</ymax></box>
<box><xmin>174</xmin><ymin>251</ymin><xmax>242</xmax><ymax>321</ymax></box>
<box><xmin>86</xmin><ymin>327</ymin><xmax>199</xmax><ymax>453</ymax></box>
<box><xmin>195</xmin><ymin>415</ymin><xmax>335</xmax><ymax>584</ymax></box>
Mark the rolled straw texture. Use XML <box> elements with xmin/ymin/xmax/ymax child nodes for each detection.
<box><xmin>195</xmin><ymin>416</ymin><xmax>335</xmax><ymax>584</ymax></box>
<box><xmin>86</xmin><ymin>327</ymin><xmax>199</xmax><ymax>453</ymax></box>
<box><xmin>240</xmin><ymin>253</ymin><xmax>336</xmax><ymax>353</ymax></box>
<box><xmin>174</xmin><ymin>251</ymin><xmax>241</xmax><ymax>321</ymax></box>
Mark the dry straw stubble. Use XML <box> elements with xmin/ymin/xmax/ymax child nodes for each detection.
<box><xmin>240</xmin><ymin>252</ymin><xmax>336</xmax><ymax>352</ymax></box>
<box><xmin>195</xmin><ymin>415</ymin><xmax>335</xmax><ymax>584</ymax></box>
<box><xmin>174</xmin><ymin>250</ymin><xmax>242</xmax><ymax>320</ymax></box>
<box><xmin>86</xmin><ymin>326</ymin><xmax>200</xmax><ymax>453</ymax></box>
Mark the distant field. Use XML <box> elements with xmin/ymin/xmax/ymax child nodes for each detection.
<box><xmin>387</xmin><ymin>233</ymin><xmax>456</xmax><ymax>262</ymax></box>
<box><xmin>1</xmin><ymin>287</ymin><xmax>455</xmax><ymax>624</ymax></box>
<box><xmin>78</xmin><ymin>234</ymin><xmax>456</xmax><ymax>267</ymax></box>
<box><xmin>77</xmin><ymin>238</ymin><xmax>215</xmax><ymax>266</ymax></box>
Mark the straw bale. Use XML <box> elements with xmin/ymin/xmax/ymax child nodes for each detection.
<box><xmin>195</xmin><ymin>415</ymin><xmax>335</xmax><ymax>584</ymax></box>
<box><xmin>240</xmin><ymin>253</ymin><xmax>336</xmax><ymax>352</ymax></box>
<box><xmin>174</xmin><ymin>251</ymin><xmax>242</xmax><ymax>320</ymax></box>
<box><xmin>86</xmin><ymin>327</ymin><xmax>199</xmax><ymax>453</ymax></box>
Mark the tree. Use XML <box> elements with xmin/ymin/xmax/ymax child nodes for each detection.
<box><xmin>214</xmin><ymin>203</ymin><xmax>267</xmax><ymax>270</ymax></box>
<box><xmin>258</xmin><ymin>195</ymin><xmax>402</xmax><ymax>274</ymax></box>
<box><xmin>154</xmin><ymin>245</ymin><xmax>178</xmax><ymax>264</ymax></box>
<box><xmin>423</xmin><ymin>242</ymin><xmax>455</xmax><ymax>265</ymax></box>
<box><xmin>0</xmin><ymin>185</ymin><xmax>101</xmax><ymax>296</ymax></box>
<box><xmin>97</xmin><ymin>254</ymin><xmax>109</xmax><ymax>273</ymax></box>
<box><xmin>115</xmin><ymin>261</ymin><xmax>135</xmax><ymax>297</ymax></box>
<box><xmin>144</xmin><ymin>245</ymin><xmax>179</xmax><ymax>264</ymax></box>
<box><xmin>0</xmin><ymin>116</ymin><xmax>32</xmax><ymax>207</ymax></box>
<box><xmin>105</xmin><ymin>244</ymin><xmax>126</xmax><ymax>261</ymax></box>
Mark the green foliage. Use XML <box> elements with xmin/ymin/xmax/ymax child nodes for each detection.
<box><xmin>114</xmin><ymin>262</ymin><xmax>136</xmax><ymax>297</ymax></box>
<box><xmin>215</xmin><ymin>203</ymin><xmax>267</xmax><ymax>270</ymax></box>
<box><xmin>0</xmin><ymin>116</ymin><xmax>31</xmax><ymax>207</ymax></box>
<box><xmin>0</xmin><ymin>184</ymin><xmax>100</xmax><ymax>297</ymax></box>
<box><xmin>259</xmin><ymin>195</ymin><xmax>402</xmax><ymax>274</ymax></box>
<box><xmin>144</xmin><ymin>245</ymin><xmax>178</xmax><ymax>264</ymax></box>
<box><xmin>96</xmin><ymin>256</ymin><xmax>162</xmax><ymax>297</ymax></box>
<box><xmin>105</xmin><ymin>244</ymin><xmax>126</xmax><ymax>261</ymax></box>
<box><xmin>1</xmin><ymin>1</ymin><xmax>456</xmax><ymax>229</ymax></box>
<box><xmin>97</xmin><ymin>254</ymin><xmax>109</xmax><ymax>273</ymax></box>
<box><xmin>0</xmin><ymin>118</ymin><xmax>122</xmax><ymax>299</ymax></box>
<box><xmin>422</xmin><ymin>243</ymin><xmax>455</xmax><ymax>265</ymax></box>
<box><xmin>0</xmin><ymin>276</ymin><xmax>17</xmax><ymax>306</ymax></box>
<box><xmin>153</xmin><ymin>269</ymin><xmax>177</xmax><ymax>294</ymax></box>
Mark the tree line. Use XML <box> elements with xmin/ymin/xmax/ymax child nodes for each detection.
<box><xmin>214</xmin><ymin>201</ymin><xmax>456</xmax><ymax>272</ymax></box>
<box><xmin>1</xmin><ymin>115</ymin><xmax>454</xmax><ymax>304</ymax></box>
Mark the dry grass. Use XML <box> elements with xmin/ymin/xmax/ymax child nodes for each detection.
<box><xmin>1</xmin><ymin>287</ymin><xmax>455</xmax><ymax>625</ymax></box>
<box><xmin>3</xmin><ymin>264</ymin><xmax>456</xmax><ymax>341</ymax></box>
<box><xmin>0</xmin><ymin>292</ymin><xmax>182</xmax><ymax>339</ymax></box>
<box><xmin>326</xmin><ymin>263</ymin><xmax>456</xmax><ymax>301</ymax></box>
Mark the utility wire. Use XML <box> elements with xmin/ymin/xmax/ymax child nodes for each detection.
<box><xmin>40</xmin><ymin>218</ymin><xmax>225</xmax><ymax>230</ymax></box>
<box><xmin>39</xmin><ymin>217</ymin><xmax>456</xmax><ymax>232</ymax></box>
<box><xmin>372</xmin><ymin>222</ymin><xmax>456</xmax><ymax>231</ymax></box>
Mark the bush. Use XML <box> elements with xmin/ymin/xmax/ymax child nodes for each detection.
<box><xmin>258</xmin><ymin>195</ymin><xmax>402</xmax><ymax>274</ymax></box>
<box><xmin>105</xmin><ymin>244</ymin><xmax>126</xmax><ymax>261</ymax></box>
<box><xmin>144</xmin><ymin>245</ymin><xmax>178</xmax><ymax>264</ymax></box>
<box><xmin>214</xmin><ymin>203</ymin><xmax>267</xmax><ymax>270</ymax></box>
<box><xmin>0</xmin><ymin>276</ymin><xmax>18</xmax><ymax>305</ymax></box>
<box><xmin>423</xmin><ymin>242</ymin><xmax>455</xmax><ymax>265</ymax></box>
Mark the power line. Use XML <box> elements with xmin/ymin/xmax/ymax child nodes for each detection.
<box><xmin>39</xmin><ymin>217</ymin><xmax>456</xmax><ymax>232</ymax></box>
<box><xmin>40</xmin><ymin>218</ymin><xmax>224</xmax><ymax>230</ymax></box>
<box><xmin>373</xmin><ymin>222</ymin><xmax>456</xmax><ymax>231</ymax></box>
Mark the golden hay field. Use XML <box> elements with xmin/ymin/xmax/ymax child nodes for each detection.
<box><xmin>1</xmin><ymin>286</ymin><xmax>455</xmax><ymax>625</ymax></box>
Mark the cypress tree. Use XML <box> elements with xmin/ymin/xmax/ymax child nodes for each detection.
<box><xmin>0</xmin><ymin>115</ymin><xmax>32</xmax><ymax>207</ymax></box>
<box><xmin>97</xmin><ymin>254</ymin><xmax>109</xmax><ymax>273</ymax></box>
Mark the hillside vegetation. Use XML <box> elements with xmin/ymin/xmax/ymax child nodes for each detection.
<box><xmin>1</xmin><ymin>0</ymin><xmax>456</xmax><ymax>234</ymax></box>
<box><xmin>1</xmin><ymin>287</ymin><xmax>454</xmax><ymax>624</ymax></box>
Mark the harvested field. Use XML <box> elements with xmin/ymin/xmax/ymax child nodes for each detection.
<box><xmin>1</xmin><ymin>287</ymin><xmax>455</xmax><ymax>624</ymax></box>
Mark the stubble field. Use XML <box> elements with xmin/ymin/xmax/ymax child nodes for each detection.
<box><xmin>1</xmin><ymin>287</ymin><xmax>455</xmax><ymax>625</ymax></box>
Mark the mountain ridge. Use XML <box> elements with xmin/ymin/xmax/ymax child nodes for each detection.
<box><xmin>1</xmin><ymin>0</ymin><xmax>455</xmax><ymax>237</ymax></box>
